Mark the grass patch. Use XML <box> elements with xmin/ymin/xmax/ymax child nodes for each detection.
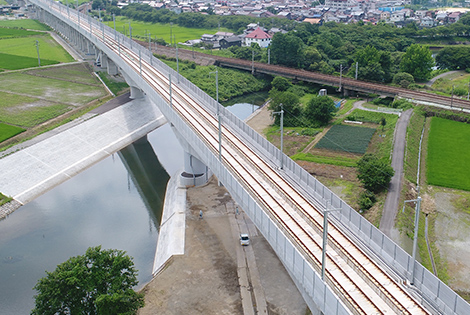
<box><xmin>0</xmin><ymin>27</ymin><xmax>41</xmax><ymax>38</ymax></box>
<box><xmin>315</xmin><ymin>124</ymin><xmax>376</xmax><ymax>154</ymax></box>
<box><xmin>112</xmin><ymin>17</ymin><xmax>229</xmax><ymax>44</ymax></box>
<box><xmin>0</xmin><ymin>19</ymin><xmax>50</xmax><ymax>31</ymax></box>
<box><xmin>97</xmin><ymin>71</ymin><xmax>129</xmax><ymax>95</ymax></box>
<box><xmin>0</xmin><ymin>192</ymin><xmax>12</xmax><ymax>206</ymax></box>
<box><xmin>291</xmin><ymin>152</ymin><xmax>358</xmax><ymax>167</ymax></box>
<box><xmin>335</xmin><ymin>98</ymin><xmax>356</xmax><ymax>117</ymax></box>
<box><xmin>0</xmin><ymin>52</ymin><xmax>58</xmax><ymax>70</ymax></box>
<box><xmin>0</xmin><ymin>72</ymin><xmax>106</xmax><ymax>105</ymax></box>
<box><xmin>0</xmin><ymin>123</ymin><xmax>25</xmax><ymax>142</ymax></box>
<box><xmin>404</xmin><ymin>110</ymin><xmax>426</xmax><ymax>183</ymax></box>
<box><xmin>28</xmin><ymin>63</ymin><xmax>99</xmax><ymax>85</ymax></box>
<box><xmin>431</xmin><ymin>71</ymin><xmax>470</xmax><ymax>97</ymax></box>
<box><xmin>427</xmin><ymin>117</ymin><xmax>470</xmax><ymax>191</ymax></box>
<box><xmin>0</xmin><ymin>34</ymin><xmax>73</xmax><ymax>69</ymax></box>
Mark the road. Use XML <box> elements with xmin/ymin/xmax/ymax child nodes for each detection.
<box><xmin>380</xmin><ymin>109</ymin><xmax>413</xmax><ymax>237</ymax></box>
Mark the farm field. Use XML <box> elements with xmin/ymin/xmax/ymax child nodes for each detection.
<box><xmin>0</xmin><ymin>123</ymin><xmax>25</xmax><ymax>142</ymax></box>
<box><xmin>427</xmin><ymin>117</ymin><xmax>470</xmax><ymax>191</ymax></box>
<box><xmin>0</xmin><ymin>63</ymin><xmax>106</xmax><ymax>129</ymax></box>
<box><xmin>315</xmin><ymin>124</ymin><xmax>376</xmax><ymax>154</ymax></box>
<box><xmin>346</xmin><ymin>109</ymin><xmax>398</xmax><ymax>159</ymax></box>
<box><xmin>0</xmin><ymin>19</ymin><xmax>50</xmax><ymax>31</ymax></box>
<box><xmin>111</xmin><ymin>17</ymin><xmax>229</xmax><ymax>44</ymax></box>
<box><xmin>0</xmin><ymin>27</ymin><xmax>40</xmax><ymax>38</ymax></box>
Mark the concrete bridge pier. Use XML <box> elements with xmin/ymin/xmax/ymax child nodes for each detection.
<box><xmin>171</xmin><ymin>125</ymin><xmax>210</xmax><ymax>187</ymax></box>
<box><xmin>122</xmin><ymin>71</ymin><xmax>145</xmax><ymax>99</ymax></box>
<box><xmin>107</xmin><ymin>58</ymin><xmax>119</xmax><ymax>76</ymax></box>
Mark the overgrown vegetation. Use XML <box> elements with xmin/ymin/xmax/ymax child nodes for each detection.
<box><xmin>404</xmin><ymin>109</ymin><xmax>426</xmax><ymax>183</ymax></box>
<box><xmin>97</xmin><ymin>71</ymin><xmax>129</xmax><ymax>95</ymax></box>
<box><xmin>159</xmin><ymin>56</ymin><xmax>269</xmax><ymax>101</ymax></box>
<box><xmin>291</xmin><ymin>152</ymin><xmax>358</xmax><ymax>167</ymax></box>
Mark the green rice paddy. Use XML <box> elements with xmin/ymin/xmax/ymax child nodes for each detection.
<box><xmin>427</xmin><ymin>117</ymin><xmax>470</xmax><ymax>191</ymax></box>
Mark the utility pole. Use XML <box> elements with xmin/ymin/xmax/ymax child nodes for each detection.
<box><xmin>321</xmin><ymin>201</ymin><xmax>341</xmax><ymax>280</ymax></box>
<box><xmin>339</xmin><ymin>64</ymin><xmax>343</xmax><ymax>92</ymax></box>
<box><xmin>402</xmin><ymin>197</ymin><xmax>422</xmax><ymax>285</ymax></box>
<box><xmin>467</xmin><ymin>80</ymin><xmax>469</xmax><ymax>101</ymax></box>
<box><xmin>251</xmin><ymin>50</ymin><xmax>255</xmax><ymax>75</ymax></box>
<box><xmin>268</xmin><ymin>48</ymin><xmax>270</xmax><ymax>65</ymax></box>
<box><xmin>170</xmin><ymin>22</ymin><xmax>172</xmax><ymax>47</ymax></box>
<box><xmin>355</xmin><ymin>61</ymin><xmax>358</xmax><ymax>80</ymax></box>
<box><xmin>35</xmin><ymin>40</ymin><xmax>41</xmax><ymax>66</ymax></box>
<box><xmin>451</xmin><ymin>85</ymin><xmax>454</xmax><ymax>108</ymax></box>
<box><xmin>273</xmin><ymin>104</ymin><xmax>284</xmax><ymax>169</ymax></box>
<box><xmin>176</xmin><ymin>45</ymin><xmax>179</xmax><ymax>83</ymax></box>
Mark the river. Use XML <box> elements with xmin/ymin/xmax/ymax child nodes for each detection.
<box><xmin>0</xmin><ymin>102</ymin><xmax>259</xmax><ymax>314</ymax></box>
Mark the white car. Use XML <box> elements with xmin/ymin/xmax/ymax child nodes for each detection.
<box><xmin>240</xmin><ymin>234</ymin><xmax>250</xmax><ymax>246</ymax></box>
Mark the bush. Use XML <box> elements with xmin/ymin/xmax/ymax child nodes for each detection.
<box><xmin>453</xmin><ymin>86</ymin><xmax>467</xmax><ymax>97</ymax></box>
<box><xmin>392</xmin><ymin>72</ymin><xmax>415</xmax><ymax>88</ymax></box>
<box><xmin>391</xmin><ymin>99</ymin><xmax>413</xmax><ymax>109</ymax></box>
<box><xmin>358</xmin><ymin>190</ymin><xmax>376</xmax><ymax>210</ymax></box>
<box><xmin>357</xmin><ymin>154</ymin><xmax>394</xmax><ymax>193</ymax></box>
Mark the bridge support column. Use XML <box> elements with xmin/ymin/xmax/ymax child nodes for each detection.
<box><xmin>121</xmin><ymin>72</ymin><xmax>145</xmax><ymax>99</ymax></box>
<box><xmin>181</xmin><ymin>151</ymin><xmax>208</xmax><ymax>187</ymax></box>
<box><xmin>107</xmin><ymin>59</ymin><xmax>119</xmax><ymax>75</ymax></box>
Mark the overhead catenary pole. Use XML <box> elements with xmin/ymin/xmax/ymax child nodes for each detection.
<box><xmin>273</xmin><ymin>104</ymin><xmax>284</xmax><ymax>169</ymax></box>
<box><xmin>113</xmin><ymin>13</ymin><xmax>116</xmax><ymax>40</ymax></box>
<box><xmin>35</xmin><ymin>40</ymin><xmax>41</xmax><ymax>66</ymax></box>
<box><xmin>401</xmin><ymin>196</ymin><xmax>422</xmax><ymax>285</ymax></box>
<box><xmin>321</xmin><ymin>202</ymin><xmax>341</xmax><ymax>280</ymax></box>
<box><xmin>169</xmin><ymin>74</ymin><xmax>172</xmax><ymax>108</ymax></box>
<box><xmin>76</xmin><ymin>0</ymin><xmax>80</xmax><ymax>26</ymax></box>
<box><xmin>355</xmin><ymin>62</ymin><xmax>358</xmax><ymax>80</ymax></box>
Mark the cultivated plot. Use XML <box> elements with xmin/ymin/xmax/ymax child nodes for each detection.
<box><xmin>315</xmin><ymin>124</ymin><xmax>376</xmax><ymax>154</ymax></box>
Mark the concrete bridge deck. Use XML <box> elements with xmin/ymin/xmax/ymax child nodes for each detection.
<box><xmin>0</xmin><ymin>97</ymin><xmax>166</xmax><ymax>205</ymax></box>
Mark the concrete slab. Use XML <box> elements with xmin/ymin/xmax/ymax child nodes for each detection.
<box><xmin>0</xmin><ymin>98</ymin><xmax>166</xmax><ymax>204</ymax></box>
<box><xmin>152</xmin><ymin>172</ymin><xmax>186</xmax><ymax>276</ymax></box>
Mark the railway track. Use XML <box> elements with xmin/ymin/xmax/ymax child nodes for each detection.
<box><xmin>44</xmin><ymin>3</ymin><xmax>435</xmax><ymax>313</ymax></box>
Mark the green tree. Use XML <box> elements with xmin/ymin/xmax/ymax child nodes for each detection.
<box><xmin>400</xmin><ymin>44</ymin><xmax>434</xmax><ymax>82</ymax></box>
<box><xmin>31</xmin><ymin>246</ymin><xmax>144</xmax><ymax>315</ymax></box>
<box><xmin>270</xmin><ymin>33</ymin><xmax>304</xmax><ymax>68</ymax></box>
<box><xmin>268</xmin><ymin>90</ymin><xmax>301</xmax><ymax>126</ymax></box>
<box><xmin>357</xmin><ymin>154</ymin><xmax>394</xmax><ymax>193</ymax></box>
<box><xmin>303</xmin><ymin>95</ymin><xmax>336</xmax><ymax>126</ymax></box>
<box><xmin>271</xmin><ymin>76</ymin><xmax>292</xmax><ymax>91</ymax></box>
<box><xmin>435</xmin><ymin>46</ymin><xmax>470</xmax><ymax>70</ymax></box>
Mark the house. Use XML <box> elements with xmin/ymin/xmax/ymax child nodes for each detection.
<box><xmin>390</xmin><ymin>10</ymin><xmax>405</xmax><ymax>22</ymax></box>
<box><xmin>420</xmin><ymin>15</ymin><xmax>434</xmax><ymax>27</ymax></box>
<box><xmin>219</xmin><ymin>36</ymin><xmax>242</xmax><ymax>49</ymax></box>
<box><xmin>244</xmin><ymin>27</ymin><xmax>272</xmax><ymax>48</ymax></box>
<box><xmin>380</xmin><ymin>11</ymin><xmax>390</xmax><ymax>20</ymax></box>
<box><xmin>448</xmin><ymin>12</ymin><xmax>462</xmax><ymax>23</ymax></box>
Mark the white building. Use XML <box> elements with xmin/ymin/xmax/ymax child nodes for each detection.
<box><xmin>244</xmin><ymin>27</ymin><xmax>272</xmax><ymax>48</ymax></box>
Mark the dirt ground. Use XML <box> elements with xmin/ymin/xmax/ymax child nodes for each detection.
<box><xmin>138</xmin><ymin>178</ymin><xmax>307</xmax><ymax>315</ymax></box>
<box><xmin>433</xmin><ymin>190</ymin><xmax>470</xmax><ymax>293</ymax></box>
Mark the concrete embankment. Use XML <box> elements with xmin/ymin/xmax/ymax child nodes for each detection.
<box><xmin>0</xmin><ymin>98</ymin><xmax>166</xmax><ymax>214</ymax></box>
<box><xmin>152</xmin><ymin>171</ymin><xmax>186</xmax><ymax>276</ymax></box>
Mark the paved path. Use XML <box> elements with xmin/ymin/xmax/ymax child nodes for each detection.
<box><xmin>379</xmin><ymin>109</ymin><xmax>413</xmax><ymax>237</ymax></box>
<box><xmin>0</xmin><ymin>97</ymin><xmax>166</xmax><ymax>205</ymax></box>
<box><xmin>426</xmin><ymin>70</ymin><xmax>459</xmax><ymax>87</ymax></box>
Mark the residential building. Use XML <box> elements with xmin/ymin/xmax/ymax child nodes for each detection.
<box><xmin>244</xmin><ymin>27</ymin><xmax>272</xmax><ymax>48</ymax></box>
